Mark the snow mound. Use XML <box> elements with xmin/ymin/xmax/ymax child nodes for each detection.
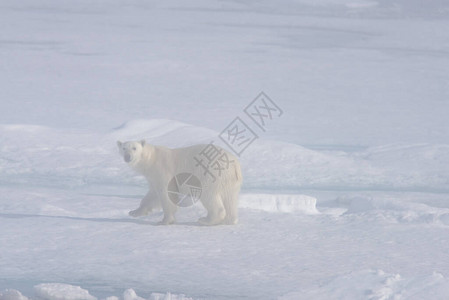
<box><xmin>1</xmin><ymin>120</ymin><xmax>448</xmax><ymax>192</ymax></box>
<box><xmin>341</xmin><ymin>196</ymin><xmax>449</xmax><ymax>225</ymax></box>
<box><xmin>0</xmin><ymin>289</ymin><xmax>29</xmax><ymax>300</ymax></box>
<box><xmin>123</xmin><ymin>289</ymin><xmax>145</xmax><ymax>300</ymax></box>
<box><xmin>111</xmin><ymin>119</ymin><xmax>217</xmax><ymax>148</ymax></box>
<box><xmin>0</xmin><ymin>124</ymin><xmax>49</xmax><ymax>133</ymax></box>
<box><xmin>34</xmin><ymin>283</ymin><xmax>97</xmax><ymax>300</ymax></box>
<box><xmin>112</xmin><ymin>119</ymin><xmax>187</xmax><ymax>139</ymax></box>
<box><xmin>102</xmin><ymin>289</ymin><xmax>193</xmax><ymax>300</ymax></box>
<box><xmin>361</xmin><ymin>144</ymin><xmax>449</xmax><ymax>190</ymax></box>
<box><xmin>241</xmin><ymin>138</ymin><xmax>384</xmax><ymax>190</ymax></box>
<box><xmin>239</xmin><ymin>193</ymin><xmax>318</xmax><ymax>214</ymax></box>
<box><xmin>281</xmin><ymin>270</ymin><xmax>449</xmax><ymax>299</ymax></box>
<box><xmin>148</xmin><ymin>292</ymin><xmax>193</xmax><ymax>300</ymax></box>
<box><xmin>1</xmin><ymin>286</ymin><xmax>194</xmax><ymax>300</ymax></box>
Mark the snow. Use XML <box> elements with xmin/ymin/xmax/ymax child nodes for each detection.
<box><xmin>34</xmin><ymin>284</ymin><xmax>97</xmax><ymax>300</ymax></box>
<box><xmin>0</xmin><ymin>285</ymin><xmax>191</xmax><ymax>300</ymax></box>
<box><xmin>280</xmin><ymin>270</ymin><xmax>449</xmax><ymax>299</ymax></box>
<box><xmin>1</xmin><ymin>0</ymin><xmax>449</xmax><ymax>299</ymax></box>
<box><xmin>239</xmin><ymin>193</ymin><xmax>319</xmax><ymax>214</ymax></box>
<box><xmin>0</xmin><ymin>289</ymin><xmax>29</xmax><ymax>300</ymax></box>
<box><xmin>123</xmin><ymin>289</ymin><xmax>192</xmax><ymax>300</ymax></box>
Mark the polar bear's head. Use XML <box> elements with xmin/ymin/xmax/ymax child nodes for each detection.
<box><xmin>117</xmin><ymin>140</ymin><xmax>146</xmax><ymax>166</ymax></box>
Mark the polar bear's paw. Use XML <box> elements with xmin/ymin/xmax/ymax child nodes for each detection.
<box><xmin>224</xmin><ymin>217</ymin><xmax>239</xmax><ymax>225</ymax></box>
<box><xmin>129</xmin><ymin>208</ymin><xmax>149</xmax><ymax>217</ymax></box>
<box><xmin>157</xmin><ymin>216</ymin><xmax>175</xmax><ymax>225</ymax></box>
<box><xmin>198</xmin><ymin>217</ymin><xmax>224</xmax><ymax>226</ymax></box>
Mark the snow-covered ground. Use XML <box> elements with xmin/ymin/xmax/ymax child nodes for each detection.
<box><xmin>1</xmin><ymin>0</ymin><xmax>449</xmax><ymax>299</ymax></box>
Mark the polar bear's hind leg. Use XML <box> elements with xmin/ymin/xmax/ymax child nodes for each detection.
<box><xmin>199</xmin><ymin>194</ymin><xmax>226</xmax><ymax>225</ymax></box>
<box><xmin>222</xmin><ymin>188</ymin><xmax>240</xmax><ymax>225</ymax></box>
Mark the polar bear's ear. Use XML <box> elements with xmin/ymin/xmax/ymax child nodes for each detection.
<box><xmin>140</xmin><ymin>140</ymin><xmax>146</xmax><ymax>147</ymax></box>
<box><xmin>117</xmin><ymin>141</ymin><xmax>122</xmax><ymax>148</ymax></box>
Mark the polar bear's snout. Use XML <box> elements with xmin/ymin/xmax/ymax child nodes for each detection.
<box><xmin>124</xmin><ymin>153</ymin><xmax>132</xmax><ymax>163</ymax></box>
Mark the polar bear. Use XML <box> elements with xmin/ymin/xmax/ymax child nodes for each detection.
<box><xmin>117</xmin><ymin>140</ymin><xmax>242</xmax><ymax>225</ymax></box>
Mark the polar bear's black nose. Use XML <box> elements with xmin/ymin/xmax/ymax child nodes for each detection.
<box><xmin>124</xmin><ymin>153</ymin><xmax>131</xmax><ymax>162</ymax></box>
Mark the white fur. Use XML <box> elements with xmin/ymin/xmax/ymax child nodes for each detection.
<box><xmin>117</xmin><ymin>140</ymin><xmax>242</xmax><ymax>225</ymax></box>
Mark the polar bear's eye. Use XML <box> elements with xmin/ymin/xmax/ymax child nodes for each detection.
<box><xmin>132</xmin><ymin>147</ymin><xmax>137</xmax><ymax>151</ymax></box>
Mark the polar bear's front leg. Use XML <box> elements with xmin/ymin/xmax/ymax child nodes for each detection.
<box><xmin>129</xmin><ymin>190</ymin><xmax>158</xmax><ymax>217</ymax></box>
<box><xmin>158</xmin><ymin>190</ymin><xmax>178</xmax><ymax>225</ymax></box>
